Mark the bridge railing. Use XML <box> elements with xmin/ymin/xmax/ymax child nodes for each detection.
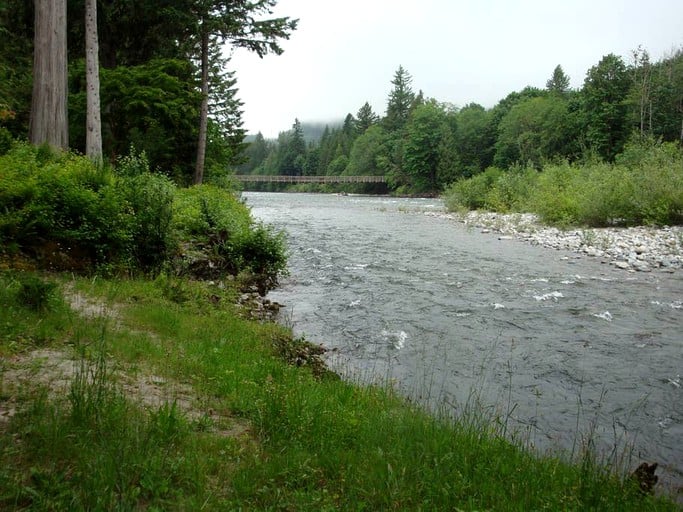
<box><xmin>231</xmin><ymin>175</ymin><xmax>386</xmax><ymax>184</ymax></box>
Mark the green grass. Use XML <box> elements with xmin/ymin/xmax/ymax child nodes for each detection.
<box><xmin>0</xmin><ymin>270</ymin><xmax>679</xmax><ymax>511</ymax></box>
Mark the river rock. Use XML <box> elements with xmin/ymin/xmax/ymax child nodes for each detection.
<box><xmin>440</xmin><ymin>210</ymin><xmax>683</xmax><ymax>273</ymax></box>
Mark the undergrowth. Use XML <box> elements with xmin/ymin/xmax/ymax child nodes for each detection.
<box><xmin>444</xmin><ymin>138</ymin><xmax>683</xmax><ymax>227</ymax></box>
<box><xmin>0</xmin><ymin>272</ymin><xmax>678</xmax><ymax>511</ymax></box>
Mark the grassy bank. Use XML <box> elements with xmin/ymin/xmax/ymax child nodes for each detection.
<box><xmin>443</xmin><ymin>138</ymin><xmax>683</xmax><ymax>227</ymax></box>
<box><xmin>0</xmin><ymin>271</ymin><xmax>679</xmax><ymax>510</ymax></box>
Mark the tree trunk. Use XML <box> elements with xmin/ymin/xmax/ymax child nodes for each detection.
<box><xmin>193</xmin><ymin>21</ymin><xmax>210</xmax><ymax>185</ymax></box>
<box><xmin>29</xmin><ymin>0</ymin><xmax>68</xmax><ymax>150</ymax></box>
<box><xmin>85</xmin><ymin>0</ymin><xmax>102</xmax><ymax>163</ymax></box>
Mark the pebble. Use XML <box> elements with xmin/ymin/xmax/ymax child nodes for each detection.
<box><xmin>427</xmin><ymin>211</ymin><xmax>683</xmax><ymax>273</ymax></box>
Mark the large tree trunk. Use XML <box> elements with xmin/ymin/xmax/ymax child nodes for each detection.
<box><xmin>85</xmin><ymin>0</ymin><xmax>102</xmax><ymax>163</ymax></box>
<box><xmin>193</xmin><ymin>22</ymin><xmax>210</xmax><ymax>185</ymax></box>
<box><xmin>29</xmin><ymin>0</ymin><xmax>68</xmax><ymax>150</ymax></box>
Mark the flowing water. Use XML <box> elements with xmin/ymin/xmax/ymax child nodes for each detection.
<box><xmin>244</xmin><ymin>191</ymin><xmax>683</xmax><ymax>492</ymax></box>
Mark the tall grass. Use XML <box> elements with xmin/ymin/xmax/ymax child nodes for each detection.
<box><xmin>444</xmin><ymin>139</ymin><xmax>683</xmax><ymax>227</ymax></box>
<box><xmin>1</xmin><ymin>273</ymin><xmax>678</xmax><ymax>510</ymax></box>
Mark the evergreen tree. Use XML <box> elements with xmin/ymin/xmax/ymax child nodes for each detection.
<box><xmin>546</xmin><ymin>64</ymin><xmax>571</xmax><ymax>94</ymax></box>
<box><xmin>278</xmin><ymin>118</ymin><xmax>306</xmax><ymax>175</ymax></box>
<box><xmin>582</xmin><ymin>53</ymin><xmax>630</xmax><ymax>160</ymax></box>
<box><xmin>356</xmin><ymin>102</ymin><xmax>379</xmax><ymax>134</ymax></box>
<box><xmin>192</xmin><ymin>0</ymin><xmax>298</xmax><ymax>184</ymax></box>
<box><xmin>240</xmin><ymin>132</ymin><xmax>269</xmax><ymax>173</ymax></box>
<box><xmin>384</xmin><ymin>65</ymin><xmax>415</xmax><ymax>132</ymax></box>
<box><xmin>30</xmin><ymin>0</ymin><xmax>68</xmax><ymax>150</ymax></box>
<box><xmin>85</xmin><ymin>0</ymin><xmax>102</xmax><ymax>163</ymax></box>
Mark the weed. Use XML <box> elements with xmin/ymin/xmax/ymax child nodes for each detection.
<box><xmin>15</xmin><ymin>274</ymin><xmax>58</xmax><ymax>312</ymax></box>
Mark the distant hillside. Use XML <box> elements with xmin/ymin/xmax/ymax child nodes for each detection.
<box><xmin>244</xmin><ymin>120</ymin><xmax>343</xmax><ymax>144</ymax></box>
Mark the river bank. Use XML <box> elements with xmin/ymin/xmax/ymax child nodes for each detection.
<box><xmin>1</xmin><ymin>272</ymin><xmax>680</xmax><ymax>509</ymax></box>
<box><xmin>432</xmin><ymin>210</ymin><xmax>683</xmax><ymax>273</ymax></box>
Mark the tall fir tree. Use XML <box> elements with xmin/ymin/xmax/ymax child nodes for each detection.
<box><xmin>356</xmin><ymin>102</ymin><xmax>379</xmax><ymax>134</ymax></box>
<box><xmin>384</xmin><ymin>65</ymin><xmax>415</xmax><ymax>133</ymax></box>
<box><xmin>546</xmin><ymin>64</ymin><xmax>570</xmax><ymax>94</ymax></box>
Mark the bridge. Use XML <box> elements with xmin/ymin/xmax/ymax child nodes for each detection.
<box><xmin>232</xmin><ymin>175</ymin><xmax>386</xmax><ymax>184</ymax></box>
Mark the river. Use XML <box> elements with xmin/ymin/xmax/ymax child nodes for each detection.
<box><xmin>243</xmin><ymin>191</ymin><xmax>683</xmax><ymax>493</ymax></box>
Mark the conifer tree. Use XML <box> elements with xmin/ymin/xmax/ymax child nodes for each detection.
<box><xmin>384</xmin><ymin>65</ymin><xmax>415</xmax><ymax>132</ymax></box>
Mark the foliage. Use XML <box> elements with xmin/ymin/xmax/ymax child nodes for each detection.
<box><xmin>69</xmin><ymin>58</ymin><xmax>201</xmax><ymax>182</ymax></box>
<box><xmin>582</xmin><ymin>53</ymin><xmax>631</xmax><ymax>161</ymax></box>
<box><xmin>546</xmin><ymin>64</ymin><xmax>571</xmax><ymax>94</ymax></box>
<box><xmin>452</xmin><ymin>103</ymin><xmax>494</xmax><ymax>177</ymax></box>
<box><xmin>14</xmin><ymin>274</ymin><xmax>59</xmax><ymax>311</ymax></box>
<box><xmin>445</xmin><ymin>138</ymin><xmax>683</xmax><ymax>227</ymax></box>
<box><xmin>494</xmin><ymin>94</ymin><xmax>580</xmax><ymax>169</ymax></box>
<box><xmin>172</xmin><ymin>185</ymin><xmax>287</xmax><ymax>291</ymax></box>
<box><xmin>403</xmin><ymin>101</ymin><xmax>452</xmax><ymax>192</ymax></box>
<box><xmin>344</xmin><ymin>125</ymin><xmax>388</xmax><ymax>176</ymax></box>
<box><xmin>0</xmin><ymin>143</ymin><xmax>130</xmax><ymax>269</ymax></box>
<box><xmin>383</xmin><ymin>65</ymin><xmax>415</xmax><ymax>133</ymax></box>
<box><xmin>0</xmin><ymin>144</ymin><xmax>287</xmax><ymax>285</ymax></box>
<box><xmin>443</xmin><ymin>166</ymin><xmax>507</xmax><ymax>211</ymax></box>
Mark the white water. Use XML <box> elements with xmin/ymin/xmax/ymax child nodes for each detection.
<box><xmin>245</xmin><ymin>192</ymin><xmax>683</xmax><ymax>493</ymax></box>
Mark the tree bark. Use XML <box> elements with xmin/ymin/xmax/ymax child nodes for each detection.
<box><xmin>29</xmin><ymin>0</ymin><xmax>68</xmax><ymax>150</ymax></box>
<box><xmin>85</xmin><ymin>0</ymin><xmax>103</xmax><ymax>163</ymax></box>
<box><xmin>193</xmin><ymin>21</ymin><xmax>210</xmax><ymax>185</ymax></box>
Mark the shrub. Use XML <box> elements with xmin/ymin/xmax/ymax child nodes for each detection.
<box><xmin>0</xmin><ymin>127</ymin><xmax>13</xmax><ymax>156</ymax></box>
<box><xmin>171</xmin><ymin>185</ymin><xmax>287</xmax><ymax>291</ymax></box>
<box><xmin>528</xmin><ymin>163</ymin><xmax>583</xmax><ymax>226</ymax></box>
<box><xmin>119</xmin><ymin>172</ymin><xmax>176</xmax><ymax>270</ymax></box>
<box><xmin>0</xmin><ymin>144</ymin><xmax>131</xmax><ymax>268</ymax></box>
<box><xmin>1</xmin><ymin>145</ymin><xmax>287</xmax><ymax>283</ymax></box>
<box><xmin>15</xmin><ymin>273</ymin><xmax>58</xmax><ymax>311</ymax></box>
<box><xmin>443</xmin><ymin>167</ymin><xmax>504</xmax><ymax>211</ymax></box>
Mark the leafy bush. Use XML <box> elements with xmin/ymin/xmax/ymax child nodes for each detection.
<box><xmin>0</xmin><ymin>144</ymin><xmax>130</xmax><ymax>268</ymax></box>
<box><xmin>119</xmin><ymin>171</ymin><xmax>176</xmax><ymax>270</ymax></box>
<box><xmin>0</xmin><ymin>126</ymin><xmax>12</xmax><ymax>155</ymax></box>
<box><xmin>443</xmin><ymin>167</ymin><xmax>504</xmax><ymax>211</ymax></box>
<box><xmin>444</xmin><ymin>139</ymin><xmax>683</xmax><ymax>227</ymax></box>
<box><xmin>484</xmin><ymin>166</ymin><xmax>538</xmax><ymax>212</ymax></box>
<box><xmin>171</xmin><ymin>185</ymin><xmax>287</xmax><ymax>291</ymax></box>
<box><xmin>1</xmin><ymin>145</ymin><xmax>287</xmax><ymax>285</ymax></box>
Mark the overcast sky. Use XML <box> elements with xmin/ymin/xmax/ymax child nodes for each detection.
<box><xmin>229</xmin><ymin>0</ymin><xmax>683</xmax><ymax>138</ymax></box>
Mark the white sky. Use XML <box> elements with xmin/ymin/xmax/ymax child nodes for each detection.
<box><xmin>229</xmin><ymin>0</ymin><xmax>683</xmax><ymax>138</ymax></box>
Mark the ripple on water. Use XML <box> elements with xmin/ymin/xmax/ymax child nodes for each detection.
<box><xmin>245</xmin><ymin>192</ymin><xmax>683</xmax><ymax>495</ymax></box>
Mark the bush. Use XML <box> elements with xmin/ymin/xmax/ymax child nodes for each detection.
<box><xmin>15</xmin><ymin>273</ymin><xmax>58</xmax><ymax>311</ymax></box>
<box><xmin>0</xmin><ymin>144</ymin><xmax>130</xmax><ymax>268</ymax></box>
<box><xmin>171</xmin><ymin>185</ymin><xmax>287</xmax><ymax>291</ymax></box>
<box><xmin>1</xmin><ymin>145</ymin><xmax>287</xmax><ymax>285</ymax></box>
<box><xmin>0</xmin><ymin>127</ymin><xmax>13</xmax><ymax>156</ymax></box>
<box><xmin>445</xmin><ymin>139</ymin><xmax>683</xmax><ymax>228</ymax></box>
<box><xmin>443</xmin><ymin>167</ymin><xmax>504</xmax><ymax>211</ymax></box>
<box><xmin>119</xmin><ymin>172</ymin><xmax>176</xmax><ymax>270</ymax></box>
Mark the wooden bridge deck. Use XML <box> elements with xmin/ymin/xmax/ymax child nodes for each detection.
<box><xmin>232</xmin><ymin>175</ymin><xmax>386</xmax><ymax>184</ymax></box>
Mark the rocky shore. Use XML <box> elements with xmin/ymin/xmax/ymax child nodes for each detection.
<box><xmin>429</xmin><ymin>210</ymin><xmax>683</xmax><ymax>273</ymax></box>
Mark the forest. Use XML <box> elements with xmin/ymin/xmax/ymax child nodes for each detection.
<box><xmin>240</xmin><ymin>53</ymin><xmax>683</xmax><ymax>199</ymax></box>
<box><xmin>2</xmin><ymin>3</ymin><xmax>682</xmax><ymax>201</ymax></box>
<box><xmin>0</xmin><ymin>0</ymin><xmax>296</xmax><ymax>185</ymax></box>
